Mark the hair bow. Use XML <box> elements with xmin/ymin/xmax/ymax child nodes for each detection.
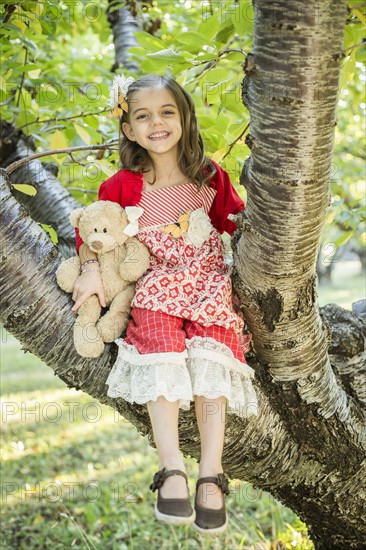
<box><xmin>108</xmin><ymin>74</ymin><xmax>135</xmax><ymax>118</ymax></box>
<box><xmin>123</xmin><ymin>206</ymin><xmax>144</xmax><ymax>236</ymax></box>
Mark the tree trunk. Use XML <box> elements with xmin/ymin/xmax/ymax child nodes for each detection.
<box><xmin>322</xmin><ymin>303</ymin><xmax>366</xmax><ymax>411</ymax></box>
<box><xmin>232</xmin><ymin>0</ymin><xmax>365</xmax><ymax>547</ymax></box>
<box><xmin>1</xmin><ymin>1</ymin><xmax>365</xmax><ymax>548</ymax></box>
<box><xmin>106</xmin><ymin>1</ymin><xmax>161</xmax><ymax>72</ymax></box>
<box><xmin>1</xmin><ymin>169</ymin><xmax>365</xmax><ymax>550</ymax></box>
<box><xmin>0</xmin><ymin>169</ymin><xmax>145</xmax><ymax>428</ymax></box>
<box><xmin>107</xmin><ymin>0</ymin><xmax>141</xmax><ymax>72</ymax></box>
<box><xmin>0</xmin><ymin>121</ymin><xmax>82</xmax><ymax>258</ymax></box>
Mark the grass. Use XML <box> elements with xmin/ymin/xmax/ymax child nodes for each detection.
<box><xmin>1</xmin><ymin>342</ymin><xmax>313</xmax><ymax>549</ymax></box>
<box><xmin>1</xmin><ymin>260</ymin><xmax>363</xmax><ymax>549</ymax></box>
<box><xmin>317</xmin><ymin>260</ymin><xmax>365</xmax><ymax>310</ymax></box>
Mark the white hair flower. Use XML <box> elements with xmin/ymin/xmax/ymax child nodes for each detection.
<box><xmin>108</xmin><ymin>75</ymin><xmax>135</xmax><ymax>118</ymax></box>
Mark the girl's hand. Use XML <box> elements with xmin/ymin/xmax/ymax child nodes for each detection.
<box><xmin>71</xmin><ymin>271</ymin><xmax>106</xmax><ymax>312</ymax></box>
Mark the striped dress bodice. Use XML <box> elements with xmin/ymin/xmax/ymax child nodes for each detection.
<box><xmin>137</xmin><ymin>182</ymin><xmax>216</xmax><ymax>228</ymax></box>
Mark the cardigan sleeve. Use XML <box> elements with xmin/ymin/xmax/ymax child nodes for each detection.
<box><xmin>208</xmin><ymin>161</ymin><xmax>245</xmax><ymax>235</ymax></box>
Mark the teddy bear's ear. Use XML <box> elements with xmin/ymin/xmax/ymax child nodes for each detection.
<box><xmin>69</xmin><ymin>208</ymin><xmax>85</xmax><ymax>228</ymax></box>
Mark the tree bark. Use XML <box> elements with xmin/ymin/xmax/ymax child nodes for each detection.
<box><xmin>321</xmin><ymin>303</ymin><xmax>366</xmax><ymax>412</ymax></box>
<box><xmin>1</xmin><ymin>163</ymin><xmax>365</xmax><ymax>549</ymax></box>
<box><xmin>106</xmin><ymin>1</ymin><xmax>162</xmax><ymax>72</ymax></box>
<box><xmin>232</xmin><ymin>0</ymin><xmax>365</xmax><ymax>547</ymax></box>
<box><xmin>1</xmin><ymin>0</ymin><xmax>365</xmax><ymax>548</ymax></box>
<box><xmin>0</xmin><ymin>121</ymin><xmax>82</xmax><ymax>258</ymax></box>
<box><xmin>107</xmin><ymin>0</ymin><xmax>141</xmax><ymax>72</ymax></box>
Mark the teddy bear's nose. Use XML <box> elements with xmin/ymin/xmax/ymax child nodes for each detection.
<box><xmin>91</xmin><ymin>240</ymin><xmax>103</xmax><ymax>250</ymax></box>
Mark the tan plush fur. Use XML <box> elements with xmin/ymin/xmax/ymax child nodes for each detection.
<box><xmin>56</xmin><ymin>201</ymin><xmax>150</xmax><ymax>358</ymax></box>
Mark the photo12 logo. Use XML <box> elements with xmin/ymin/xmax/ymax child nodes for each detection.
<box><xmin>1</xmin><ymin>480</ymin><xmax>141</xmax><ymax>504</ymax></box>
<box><xmin>1</xmin><ymin>400</ymin><xmax>125</xmax><ymax>424</ymax></box>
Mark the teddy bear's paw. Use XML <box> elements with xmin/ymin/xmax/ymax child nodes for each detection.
<box><xmin>76</xmin><ymin>343</ymin><xmax>105</xmax><ymax>358</ymax></box>
<box><xmin>56</xmin><ymin>256</ymin><xmax>81</xmax><ymax>293</ymax></box>
<box><xmin>96</xmin><ymin>314</ymin><xmax>129</xmax><ymax>343</ymax></box>
<box><xmin>74</xmin><ymin>323</ymin><xmax>105</xmax><ymax>358</ymax></box>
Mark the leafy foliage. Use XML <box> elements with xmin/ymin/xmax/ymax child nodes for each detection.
<box><xmin>322</xmin><ymin>66</ymin><xmax>366</xmax><ymax>259</ymax></box>
<box><xmin>1</xmin><ymin>0</ymin><xmax>364</xmax><ymax>247</ymax></box>
<box><xmin>319</xmin><ymin>2</ymin><xmax>366</xmax><ymax>259</ymax></box>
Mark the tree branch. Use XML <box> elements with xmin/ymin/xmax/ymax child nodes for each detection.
<box><xmin>339</xmin><ymin>147</ymin><xmax>366</xmax><ymax>160</ymax></box>
<box><xmin>2</xmin><ymin>4</ymin><xmax>16</xmax><ymax>24</ymax></box>
<box><xmin>13</xmin><ymin>109</ymin><xmax>109</xmax><ymax>134</ymax></box>
<box><xmin>1</xmin><ymin>168</ymin><xmax>366</xmax><ymax>547</ymax></box>
<box><xmin>15</xmin><ymin>48</ymin><xmax>28</xmax><ymax>109</ymax></box>
<box><xmin>67</xmin><ymin>187</ymin><xmax>98</xmax><ymax>194</ymax></box>
<box><xmin>6</xmin><ymin>142</ymin><xmax>119</xmax><ymax>175</ymax></box>
<box><xmin>344</xmin><ymin>41</ymin><xmax>366</xmax><ymax>53</ymax></box>
<box><xmin>222</xmin><ymin>122</ymin><xmax>250</xmax><ymax>160</ymax></box>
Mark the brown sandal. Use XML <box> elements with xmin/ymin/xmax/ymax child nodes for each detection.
<box><xmin>193</xmin><ymin>473</ymin><xmax>230</xmax><ymax>536</ymax></box>
<box><xmin>150</xmin><ymin>468</ymin><xmax>195</xmax><ymax>526</ymax></box>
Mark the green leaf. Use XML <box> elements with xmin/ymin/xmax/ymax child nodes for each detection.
<box><xmin>127</xmin><ymin>47</ymin><xmax>147</xmax><ymax>56</ymax></box>
<box><xmin>335</xmin><ymin>230</ymin><xmax>353</xmax><ymax>246</ymax></box>
<box><xmin>339</xmin><ymin>50</ymin><xmax>356</xmax><ymax>92</ymax></box>
<box><xmin>221</xmin><ymin>91</ymin><xmax>244</xmax><ymax>114</ymax></box>
<box><xmin>202</xmin><ymin>74</ymin><xmax>236</xmax><ymax>107</ymax></box>
<box><xmin>198</xmin><ymin>115</ymin><xmax>218</xmax><ymax>129</ymax></box>
<box><xmin>231</xmin><ymin>0</ymin><xmax>254</xmax><ymax>36</ymax></box>
<box><xmin>12</xmin><ymin>18</ymin><xmax>28</xmax><ymax>32</ymax></box>
<box><xmin>134</xmin><ymin>32</ymin><xmax>164</xmax><ymax>52</ymax></box>
<box><xmin>343</xmin><ymin>24</ymin><xmax>355</xmax><ymax>50</ymax></box>
<box><xmin>16</xmin><ymin>89</ymin><xmax>33</xmax><ymax>110</ymax></box>
<box><xmin>175</xmin><ymin>31</ymin><xmax>210</xmax><ymax>51</ymax></box>
<box><xmin>50</xmin><ymin>130</ymin><xmax>68</xmax><ymax>150</ymax></box>
<box><xmin>198</xmin><ymin>12</ymin><xmax>220</xmax><ymax>41</ymax></box>
<box><xmin>28</xmin><ymin>68</ymin><xmax>42</xmax><ymax>79</ymax></box>
<box><xmin>202</xmin><ymin>68</ymin><xmax>232</xmax><ymax>82</ymax></box>
<box><xmin>227</xmin><ymin>121</ymin><xmax>249</xmax><ymax>137</ymax></box>
<box><xmin>73</xmin><ymin>123</ymin><xmax>91</xmax><ymax>145</ymax></box>
<box><xmin>216</xmin><ymin>21</ymin><xmax>235</xmax><ymax>45</ymax></box>
<box><xmin>223</xmin><ymin>50</ymin><xmax>246</xmax><ymax>62</ymax></box>
<box><xmin>12</xmin><ymin>184</ymin><xmax>37</xmax><ymax>196</ymax></box>
<box><xmin>41</xmin><ymin>224</ymin><xmax>58</xmax><ymax>244</ymax></box>
<box><xmin>355</xmin><ymin>44</ymin><xmax>366</xmax><ymax>63</ymax></box>
<box><xmin>0</xmin><ymin>76</ymin><xmax>7</xmax><ymax>97</ymax></box>
<box><xmin>20</xmin><ymin>36</ymin><xmax>39</xmax><ymax>55</ymax></box>
<box><xmin>92</xmin><ymin>160</ymin><xmax>116</xmax><ymax>178</ymax></box>
<box><xmin>193</xmin><ymin>52</ymin><xmax>218</xmax><ymax>62</ymax></box>
<box><xmin>147</xmin><ymin>49</ymin><xmax>194</xmax><ymax>62</ymax></box>
<box><xmin>352</xmin><ymin>8</ymin><xmax>366</xmax><ymax>24</ymax></box>
<box><xmin>211</xmin><ymin>147</ymin><xmax>227</xmax><ymax>163</ymax></box>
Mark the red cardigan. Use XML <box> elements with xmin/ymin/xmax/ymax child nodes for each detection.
<box><xmin>75</xmin><ymin>160</ymin><xmax>244</xmax><ymax>252</ymax></box>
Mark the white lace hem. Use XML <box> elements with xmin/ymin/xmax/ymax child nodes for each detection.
<box><xmin>105</xmin><ymin>337</ymin><xmax>258</xmax><ymax>418</ymax></box>
<box><xmin>186</xmin><ymin>337</ymin><xmax>258</xmax><ymax>418</ymax></box>
<box><xmin>106</xmin><ymin>340</ymin><xmax>192</xmax><ymax>409</ymax></box>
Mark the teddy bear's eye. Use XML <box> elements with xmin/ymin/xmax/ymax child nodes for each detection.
<box><xmin>103</xmin><ymin>228</ymin><xmax>107</xmax><ymax>233</ymax></box>
<box><xmin>94</xmin><ymin>228</ymin><xmax>98</xmax><ymax>232</ymax></box>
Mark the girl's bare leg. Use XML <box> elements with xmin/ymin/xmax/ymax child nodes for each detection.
<box><xmin>195</xmin><ymin>395</ymin><xmax>227</xmax><ymax>509</ymax></box>
<box><xmin>147</xmin><ymin>396</ymin><xmax>188</xmax><ymax>499</ymax></box>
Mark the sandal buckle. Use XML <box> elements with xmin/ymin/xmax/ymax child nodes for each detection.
<box><xmin>216</xmin><ymin>473</ymin><xmax>230</xmax><ymax>495</ymax></box>
<box><xmin>150</xmin><ymin>468</ymin><xmax>167</xmax><ymax>492</ymax></box>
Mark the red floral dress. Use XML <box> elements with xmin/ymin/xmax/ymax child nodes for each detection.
<box><xmin>131</xmin><ymin>182</ymin><xmax>244</xmax><ymax>335</ymax></box>
<box><xmin>75</xmin><ymin>168</ymin><xmax>258</xmax><ymax>418</ymax></box>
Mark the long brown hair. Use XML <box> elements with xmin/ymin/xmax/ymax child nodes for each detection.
<box><xmin>119</xmin><ymin>74</ymin><xmax>216</xmax><ymax>189</ymax></box>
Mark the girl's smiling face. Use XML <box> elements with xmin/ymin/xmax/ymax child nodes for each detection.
<box><xmin>122</xmin><ymin>87</ymin><xmax>182</xmax><ymax>161</ymax></box>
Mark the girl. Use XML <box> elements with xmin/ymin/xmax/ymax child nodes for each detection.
<box><xmin>72</xmin><ymin>74</ymin><xmax>258</xmax><ymax>536</ymax></box>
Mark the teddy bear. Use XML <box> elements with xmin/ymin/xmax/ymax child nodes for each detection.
<box><xmin>56</xmin><ymin>200</ymin><xmax>150</xmax><ymax>358</ymax></box>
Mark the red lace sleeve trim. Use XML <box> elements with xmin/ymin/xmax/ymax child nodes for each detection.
<box><xmin>125</xmin><ymin>170</ymin><xmax>144</xmax><ymax>206</ymax></box>
<box><xmin>207</xmin><ymin>160</ymin><xmax>245</xmax><ymax>235</ymax></box>
<box><xmin>98</xmin><ymin>169</ymin><xmax>143</xmax><ymax>206</ymax></box>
